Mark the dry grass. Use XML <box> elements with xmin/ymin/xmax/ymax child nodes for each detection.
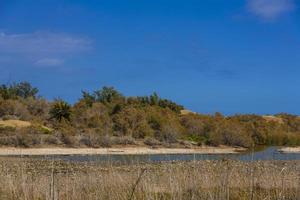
<box><xmin>0</xmin><ymin>120</ymin><xmax>32</xmax><ymax>128</ymax></box>
<box><xmin>0</xmin><ymin>157</ymin><xmax>298</xmax><ymax>200</ymax></box>
<box><xmin>0</xmin><ymin>119</ymin><xmax>52</xmax><ymax>132</ymax></box>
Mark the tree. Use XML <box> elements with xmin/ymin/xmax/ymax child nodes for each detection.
<box><xmin>0</xmin><ymin>82</ymin><xmax>38</xmax><ymax>99</ymax></box>
<box><xmin>14</xmin><ymin>82</ymin><xmax>39</xmax><ymax>99</ymax></box>
<box><xmin>136</xmin><ymin>96</ymin><xmax>150</xmax><ymax>105</ymax></box>
<box><xmin>150</xmin><ymin>92</ymin><xmax>159</xmax><ymax>105</ymax></box>
<box><xmin>94</xmin><ymin>86</ymin><xmax>124</xmax><ymax>104</ymax></box>
<box><xmin>49</xmin><ymin>100</ymin><xmax>72</xmax><ymax>122</ymax></box>
<box><xmin>81</xmin><ymin>91</ymin><xmax>96</xmax><ymax>107</ymax></box>
<box><xmin>158</xmin><ymin>99</ymin><xmax>184</xmax><ymax>113</ymax></box>
<box><xmin>0</xmin><ymin>84</ymin><xmax>10</xmax><ymax>99</ymax></box>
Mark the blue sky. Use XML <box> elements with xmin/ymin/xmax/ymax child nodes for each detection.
<box><xmin>0</xmin><ymin>0</ymin><xmax>299</xmax><ymax>115</ymax></box>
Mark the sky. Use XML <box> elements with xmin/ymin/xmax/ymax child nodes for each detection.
<box><xmin>0</xmin><ymin>0</ymin><xmax>299</xmax><ymax>115</ymax></box>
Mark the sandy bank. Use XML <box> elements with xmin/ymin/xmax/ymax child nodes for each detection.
<box><xmin>278</xmin><ymin>147</ymin><xmax>300</xmax><ymax>153</ymax></box>
<box><xmin>0</xmin><ymin>147</ymin><xmax>244</xmax><ymax>156</ymax></box>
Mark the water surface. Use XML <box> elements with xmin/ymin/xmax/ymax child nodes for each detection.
<box><xmin>31</xmin><ymin>146</ymin><xmax>300</xmax><ymax>164</ymax></box>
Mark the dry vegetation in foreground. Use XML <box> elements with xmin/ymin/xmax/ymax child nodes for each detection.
<box><xmin>0</xmin><ymin>158</ymin><xmax>299</xmax><ymax>200</ymax></box>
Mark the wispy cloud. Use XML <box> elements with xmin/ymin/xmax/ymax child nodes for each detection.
<box><xmin>35</xmin><ymin>58</ymin><xmax>64</xmax><ymax>67</ymax></box>
<box><xmin>247</xmin><ymin>0</ymin><xmax>295</xmax><ymax>21</ymax></box>
<box><xmin>0</xmin><ymin>31</ymin><xmax>91</xmax><ymax>67</ymax></box>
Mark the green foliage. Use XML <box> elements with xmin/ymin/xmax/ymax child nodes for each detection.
<box><xmin>0</xmin><ymin>82</ymin><xmax>38</xmax><ymax>100</ymax></box>
<box><xmin>0</xmin><ymin>85</ymin><xmax>10</xmax><ymax>100</ymax></box>
<box><xmin>186</xmin><ymin>135</ymin><xmax>208</xmax><ymax>144</ymax></box>
<box><xmin>127</xmin><ymin>92</ymin><xmax>184</xmax><ymax>113</ymax></box>
<box><xmin>158</xmin><ymin>99</ymin><xmax>184</xmax><ymax>113</ymax></box>
<box><xmin>49</xmin><ymin>100</ymin><xmax>72</xmax><ymax>122</ymax></box>
<box><xmin>94</xmin><ymin>86</ymin><xmax>124</xmax><ymax>104</ymax></box>
<box><xmin>13</xmin><ymin>82</ymin><xmax>39</xmax><ymax>99</ymax></box>
<box><xmin>81</xmin><ymin>91</ymin><xmax>96</xmax><ymax>107</ymax></box>
<box><xmin>150</xmin><ymin>92</ymin><xmax>159</xmax><ymax>105</ymax></box>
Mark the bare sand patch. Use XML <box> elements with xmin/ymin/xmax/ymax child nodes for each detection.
<box><xmin>180</xmin><ymin>109</ymin><xmax>196</xmax><ymax>115</ymax></box>
<box><xmin>0</xmin><ymin>146</ymin><xmax>244</xmax><ymax>156</ymax></box>
<box><xmin>278</xmin><ymin>147</ymin><xmax>300</xmax><ymax>153</ymax></box>
<box><xmin>262</xmin><ymin>115</ymin><xmax>284</xmax><ymax>124</ymax></box>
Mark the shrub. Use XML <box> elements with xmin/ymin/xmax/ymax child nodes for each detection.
<box><xmin>99</xmin><ymin>135</ymin><xmax>112</xmax><ymax>147</ymax></box>
<box><xmin>144</xmin><ymin>137</ymin><xmax>161</xmax><ymax>146</ymax></box>
<box><xmin>0</xmin><ymin>126</ymin><xmax>16</xmax><ymax>133</ymax></box>
<box><xmin>156</xmin><ymin>124</ymin><xmax>179</xmax><ymax>143</ymax></box>
<box><xmin>19</xmin><ymin>134</ymin><xmax>41</xmax><ymax>147</ymax></box>
<box><xmin>78</xmin><ymin>135</ymin><xmax>93</xmax><ymax>147</ymax></box>
<box><xmin>113</xmin><ymin>106</ymin><xmax>153</xmax><ymax>139</ymax></box>
<box><xmin>208</xmin><ymin>121</ymin><xmax>253</xmax><ymax>148</ymax></box>
<box><xmin>77</xmin><ymin>134</ymin><xmax>104</xmax><ymax>147</ymax></box>
<box><xmin>42</xmin><ymin>135</ymin><xmax>60</xmax><ymax>145</ymax></box>
<box><xmin>25</xmin><ymin>97</ymin><xmax>50</xmax><ymax>121</ymax></box>
<box><xmin>59</xmin><ymin>133</ymin><xmax>76</xmax><ymax>147</ymax></box>
<box><xmin>0</xmin><ymin>99</ymin><xmax>32</xmax><ymax>120</ymax></box>
<box><xmin>111</xmin><ymin>136</ymin><xmax>136</xmax><ymax>145</ymax></box>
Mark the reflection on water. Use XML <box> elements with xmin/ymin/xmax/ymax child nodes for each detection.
<box><xmin>33</xmin><ymin>146</ymin><xmax>300</xmax><ymax>164</ymax></box>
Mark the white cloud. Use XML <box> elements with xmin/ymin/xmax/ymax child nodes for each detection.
<box><xmin>247</xmin><ymin>0</ymin><xmax>295</xmax><ymax>20</ymax></box>
<box><xmin>0</xmin><ymin>31</ymin><xmax>91</xmax><ymax>66</ymax></box>
<box><xmin>35</xmin><ymin>58</ymin><xmax>64</xmax><ymax>67</ymax></box>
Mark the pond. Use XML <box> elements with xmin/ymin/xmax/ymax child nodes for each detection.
<box><xmin>30</xmin><ymin>146</ymin><xmax>300</xmax><ymax>164</ymax></box>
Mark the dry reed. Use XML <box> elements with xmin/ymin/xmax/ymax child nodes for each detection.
<box><xmin>0</xmin><ymin>157</ymin><xmax>298</xmax><ymax>200</ymax></box>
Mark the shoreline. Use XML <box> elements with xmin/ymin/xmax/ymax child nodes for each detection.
<box><xmin>278</xmin><ymin>147</ymin><xmax>300</xmax><ymax>153</ymax></box>
<box><xmin>0</xmin><ymin>146</ymin><xmax>245</xmax><ymax>156</ymax></box>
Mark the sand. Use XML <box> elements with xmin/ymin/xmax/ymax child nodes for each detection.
<box><xmin>278</xmin><ymin>147</ymin><xmax>300</xmax><ymax>153</ymax></box>
<box><xmin>0</xmin><ymin>146</ymin><xmax>244</xmax><ymax>156</ymax></box>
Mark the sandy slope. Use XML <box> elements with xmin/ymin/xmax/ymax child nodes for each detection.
<box><xmin>0</xmin><ymin>120</ymin><xmax>31</xmax><ymax>128</ymax></box>
<box><xmin>0</xmin><ymin>146</ymin><xmax>244</xmax><ymax>156</ymax></box>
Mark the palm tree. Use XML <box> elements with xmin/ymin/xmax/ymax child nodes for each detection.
<box><xmin>49</xmin><ymin>100</ymin><xmax>72</xmax><ymax>122</ymax></box>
